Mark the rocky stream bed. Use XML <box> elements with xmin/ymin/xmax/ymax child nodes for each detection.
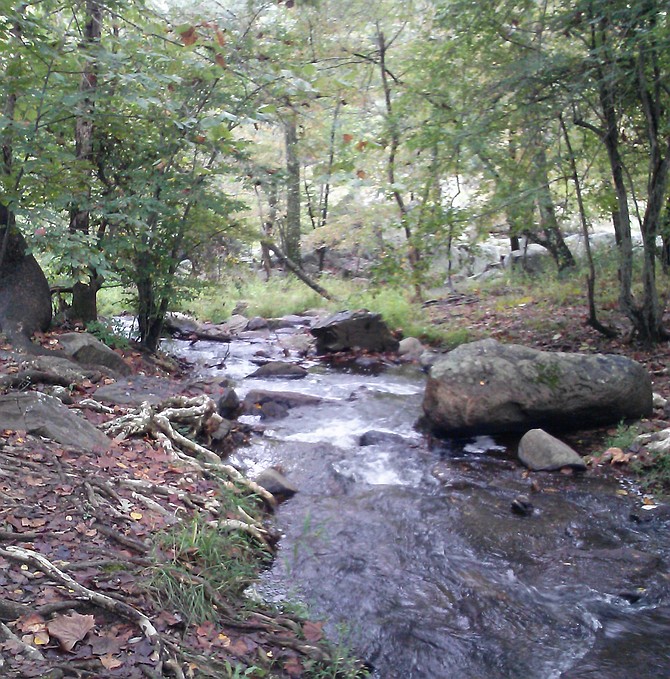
<box><xmin>0</xmin><ymin>305</ymin><xmax>669</xmax><ymax>678</ymax></box>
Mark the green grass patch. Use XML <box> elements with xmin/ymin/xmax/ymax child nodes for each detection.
<box><xmin>605</xmin><ymin>421</ymin><xmax>641</xmax><ymax>451</ymax></box>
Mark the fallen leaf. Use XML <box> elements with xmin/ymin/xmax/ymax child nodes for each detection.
<box><xmin>302</xmin><ymin>620</ymin><xmax>323</xmax><ymax>642</ymax></box>
<box><xmin>47</xmin><ymin>612</ymin><xmax>96</xmax><ymax>651</ymax></box>
<box><xmin>17</xmin><ymin>613</ymin><xmax>47</xmax><ymax>634</ymax></box>
<box><xmin>284</xmin><ymin>655</ymin><xmax>303</xmax><ymax>677</ymax></box>
<box><xmin>100</xmin><ymin>655</ymin><xmax>123</xmax><ymax>669</ymax></box>
<box><xmin>33</xmin><ymin>630</ymin><xmax>50</xmax><ymax>645</ymax></box>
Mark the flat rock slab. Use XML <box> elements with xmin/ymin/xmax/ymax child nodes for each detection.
<box><xmin>243</xmin><ymin>389</ymin><xmax>323</xmax><ymax>414</ymax></box>
<box><xmin>247</xmin><ymin>361</ymin><xmax>308</xmax><ymax>380</ymax></box>
<box><xmin>0</xmin><ymin>392</ymin><xmax>110</xmax><ymax>452</ymax></box>
<box><xmin>91</xmin><ymin>375</ymin><xmax>178</xmax><ymax>406</ymax></box>
<box><xmin>518</xmin><ymin>428</ymin><xmax>587</xmax><ymax>471</ymax></box>
<box><xmin>422</xmin><ymin>338</ymin><xmax>652</xmax><ymax>436</ymax></box>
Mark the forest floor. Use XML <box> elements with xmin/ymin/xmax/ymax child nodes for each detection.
<box><xmin>1</xmin><ymin>287</ymin><xmax>670</xmax><ymax>678</ymax></box>
<box><xmin>0</xmin><ymin>335</ymin><xmax>363</xmax><ymax>679</ymax></box>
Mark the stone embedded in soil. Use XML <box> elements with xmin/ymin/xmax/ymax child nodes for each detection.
<box><xmin>58</xmin><ymin>331</ymin><xmax>131</xmax><ymax>376</ymax></box>
<box><xmin>0</xmin><ymin>392</ymin><xmax>110</xmax><ymax>452</ymax></box>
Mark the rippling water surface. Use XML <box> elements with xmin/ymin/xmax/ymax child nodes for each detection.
<box><xmin>170</xmin><ymin>327</ymin><xmax>670</xmax><ymax>678</ymax></box>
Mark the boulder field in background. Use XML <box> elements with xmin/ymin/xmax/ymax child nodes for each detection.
<box><xmin>421</xmin><ymin>339</ymin><xmax>652</xmax><ymax>437</ymax></box>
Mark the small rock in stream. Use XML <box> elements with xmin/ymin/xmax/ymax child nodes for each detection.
<box><xmin>255</xmin><ymin>467</ymin><xmax>298</xmax><ymax>501</ymax></box>
<box><xmin>217</xmin><ymin>387</ymin><xmax>241</xmax><ymax>419</ymax></box>
<box><xmin>511</xmin><ymin>494</ymin><xmax>534</xmax><ymax>516</ymax></box>
<box><xmin>247</xmin><ymin>361</ymin><xmax>308</xmax><ymax>379</ymax></box>
<box><xmin>359</xmin><ymin>430</ymin><xmax>410</xmax><ymax>447</ymax></box>
<box><xmin>518</xmin><ymin>428</ymin><xmax>587</xmax><ymax>471</ymax></box>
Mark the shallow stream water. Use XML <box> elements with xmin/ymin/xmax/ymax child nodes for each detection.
<box><xmin>169</xmin><ymin>322</ymin><xmax>670</xmax><ymax>679</ymax></box>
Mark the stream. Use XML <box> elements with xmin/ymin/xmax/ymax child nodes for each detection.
<box><xmin>167</xmin><ymin>319</ymin><xmax>670</xmax><ymax>679</ymax></box>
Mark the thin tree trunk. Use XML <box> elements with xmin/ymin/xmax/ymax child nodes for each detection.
<box><xmin>69</xmin><ymin>0</ymin><xmax>102</xmax><ymax>322</ymax></box>
<box><xmin>284</xmin><ymin>113</ymin><xmax>301</xmax><ymax>264</ymax></box>
<box><xmin>377</xmin><ymin>26</ymin><xmax>422</xmax><ymax>300</ymax></box>
<box><xmin>261</xmin><ymin>240</ymin><xmax>333</xmax><ymax>301</ymax></box>
<box><xmin>528</xmin><ymin>144</ymin><xmax>576</xmax><ymax>271</ymax></box>
<box><xmin>559</xmin><ymin>114</ymin><xmax>616</xmax><ymax>337</ymax></box>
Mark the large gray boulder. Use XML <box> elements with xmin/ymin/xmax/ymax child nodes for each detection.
<box><xmin>310</xmin><ymin>310</ymin><xmax>399</xmax><ymax>353</ymax></box>
<box><xmin>421</xmin><ymin>339</ymin><xmax>652</xmax><ymax>436</ymax></box>
<box><xmin>0</xmin><ymin>216</ymin><xmax>52</xmax><ymax>350</ymax></box>
<box><xmin>58</xmin><ymin>332</ymin><xmax>131</xmax><ymax>375</ymax></box>
<box><xmin>0</xmin><ymin>392</ymin><xmax>110</xmax><ymax>451</ymax></box>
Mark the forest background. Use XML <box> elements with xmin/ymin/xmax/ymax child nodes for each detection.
<box><xmin>1</xmin><ymin>0</ymin><xmax>670</xmax><ymax>351</ymax></box>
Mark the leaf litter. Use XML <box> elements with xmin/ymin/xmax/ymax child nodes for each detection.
<box><xmin>0</xmin><ymin>339</ymin><xmax>352</xmax><ymax>678</ymax></box>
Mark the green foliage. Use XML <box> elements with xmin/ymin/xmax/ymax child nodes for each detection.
<box><xmin>85</xmin><ymin>319</ymin><xmax>131</xmax><ymax>350</ymax></box>
<box><xmin>96</xmin><ymin>285</ymin><xmax>134</xmax><ymax>317</ymax></box>
<box><xmin>606</xmin><ymin>421</ymin><xmax>641</xmax><ymax>451</ymax></box>
<box><xmin>634</xmin><ymin>450</ymin><xmax>670</xmax><ymax>498</ymax></box>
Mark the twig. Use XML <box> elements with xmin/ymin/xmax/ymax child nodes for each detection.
<box><xmin>0</xmin><ymin>546</ymin><xmax>164</xmax><ymax>654</ymax></box>
<box><xmin>0</xmin><ymin>620</ymin><xmax>44</xmax><ymax>660</ymax></box>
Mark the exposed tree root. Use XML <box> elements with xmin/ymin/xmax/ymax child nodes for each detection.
<box><xmin>100</xmin><ymin>395</ymin><xmax>276</xmax><ymax>508</ymax></box>
<box><xmin>0</xmin><ymin>546</ymin><xmax>166</xmax><ymax>659</ymax></box>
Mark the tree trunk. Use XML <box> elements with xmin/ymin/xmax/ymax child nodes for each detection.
<box><xmin>284</xmin><ymin>113</ymin><xmax>301</xmax><ymax>264</ymax></box>
<box><xmin>377</xmin><ymin>27</ymin><xmax>422</xmax><ymax>299</ymax></box>
<box><xmin>69</xmin><ymin>0</ymin><xmax>102</xmax><ymax>322</ymax></box>
<box><xmin>528</xmin><ymin>145</ymin><xmax>575</xmax><ymax>271</ymax></box>
<box><xmin>262</xmin><ymin>240</ymin><xmax>333</xmax><ymax>301</ymax></box>
<box><xmin>559</xmin><ymin>114</ymin><xmax>616</xmax><ymax>337</ymax></box>
<box><xmin>136</xmin><ymin>271</ymin><xmax>167</xmax><ymax>353</ymax></box>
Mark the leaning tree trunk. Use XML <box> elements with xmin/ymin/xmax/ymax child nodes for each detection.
<box><xmin>528</xmin><ymin>145</ymin><xmax>576</xmax><ymax>271</ymax></box>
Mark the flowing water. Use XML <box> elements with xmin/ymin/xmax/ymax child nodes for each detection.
<box><xmin>169</xmin><ymin>322</ymin><xmax>670</xmax><ymax>679</ymax></box>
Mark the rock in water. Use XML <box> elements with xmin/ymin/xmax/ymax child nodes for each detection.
<box><xmin>518</xmin><ymin>429</ymin><xmax>587</xmax><ymax>471</ymax></box>
<box><xmin>310</xmin><ymin>310</ymin><xmax>399</xmax><ymax>353</ymax></box>
<box><xmin>247</xmin><ymin>361</ymin><xmax>308</xmax><ymax>379</ymax></box>
<box><xmin>421</xmin><ymin>339</ymin><xmax>652</xmax><ymax>436</ymax></box>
